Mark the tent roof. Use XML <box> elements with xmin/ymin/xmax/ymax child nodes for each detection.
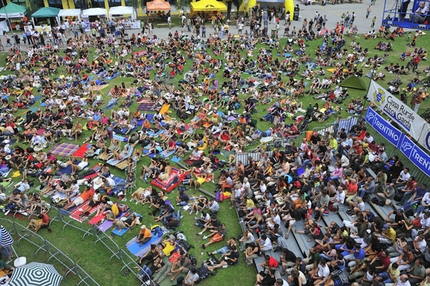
<box><xmin>0</xmin><ymin>2</ymin><xmax>27</xmax><ymax>18</ymax></box>
<box><xmin>340</xmin><ymin>76</ymin><xmax>367</xmax><ymax>90</ymax></box>
<box><xmin>109</xmin><ymin>6</ymin><xmax>133</xmax><ymax>15</ymax></box>
<box><xmin>190</xmin><ymin>0</ymin><xmax>227</xmax><ymax>12</ymax></box>
<box><xmin>32</xmin><ymin>7</ymin><xmax>60</xmax><ymax>18</ymax></box>
<box><xmin>146</xmin><ymin>0</ymin><xmax>171</xmax><ymax>11</ymax></box>
<box><xmin>58</xmin><ymin>9</ymin><xmax>81</xmax><ymax>18</ymax></box>
<box><xmin>82</xmin><ymin>8</ymin><xmax>107</xmax><ymax>16</ymax></box>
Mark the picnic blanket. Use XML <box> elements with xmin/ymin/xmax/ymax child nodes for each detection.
<box><xmin>126</xmin><ymin>226</ymin><xmax>168</xmax><ymax>257</ymax></box>
<box><xmin>137</xmin><ymin>102</ymin><xmax>155</xmax><ymax>111</ymax></box>
<box><xmin>111</xmin><ymin>227</ymin><xmax>129</xmax><ymax>236</ymax></box>
<box><xmin>90</xmin><ymin>84</ymin><xmax>109</xmax><ymax>91</ymax></box>
<box><xmin>97</xmin><ymin>219</ymin><xmax>115</xmax><ymax>232</ymax></box>
<box><xmin>151</xmin><ymin>168</ymin><xmax>189</xmax><ymax>193</ymax></box>
<box><xmin>111</xmin><ymin>212</ymin><xmax>143</xmax><ymax>236</ymax></box>
<box><xmin>72</xmin><ymin>143</ymin><xmax>90</xmax><ymax>158</ymax></box>
<box><xmin>159</xmin><ymin>104</ymin><xmax>170</xmax><ymax>115</ymax></box>
<box><xmin>113</xmin><ymin>134</ymin><xmax>128</xmax><ymax>142</ymax></box>
<box><xmin>88</xmin><ymin>214</ymin><xmax>105</xmax><ymax>225</ymax></box>
<box><xmin>55</xmin><ymin>165</ymin><xmax>73</xmax><ymax>176</ymax></box>
<box><xmin>70</xmin><ymin>201</ymin><xmax>100</xmax><ymax>223</ymax></box>
<box><xmin>50</xmin><ymin>143</ymin><xmax>80</xmax><ymax>157</ymax></box>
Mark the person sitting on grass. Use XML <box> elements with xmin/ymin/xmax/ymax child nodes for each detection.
<box><xmin>207</xmin><ymin>245</ymin><xmax>239</xmax><ymax>272</ymax></box>
<box><xmin>176</xmin><ymin>189</ymin><xmax>189</xmax><ymax>206</ymax></box>
<box><xmin>136</xmin><ymin>225</ymin><xmax>152</xmax><ymax>245</ymax></box>
<box><xmin>202</xmin><ymin>223</ymin><xmax>227</xmax><ymax>249</ymax></box>
<box><xmin>25</xmin><ymin>212</ymin><xmax>51</xmax><ymax>233</ymax></box>
<box><xmin>137</xmin><ymin>243</ymin><xmax>163</xmax><ymax>266</ymax></box>
<box><xmin>198</xmin><ymin>215</ymin><xmax>220</xmax><ymax>236</ymax></box>
<box><xmin>183</xmin><ymin>268</ymin><xmax>200</xmax><ymax>286</ymax></box>
<box><xmin>104</xmin><ymin>201</ymin><xmax>119</xmax><ymax>221</ymax></box>
<box><xmin>0</xmin><ymin>259</ymin><xmax>14</xmax><ymax>275</ymax></box>
<box><xmin>168</xmin><ymin>254</ymin><xmax>192</xmax><ymax>282</ymax></box>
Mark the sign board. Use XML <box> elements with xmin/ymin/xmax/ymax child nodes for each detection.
<box><xmin>365</xmin><ymin>107</ymin><xmax>430</xmax><ymax>177</ymax></box>
<box><xmin>366</xmin><ymin>80</ymin><xmax>430</xmax><ymax>152</ymax></box>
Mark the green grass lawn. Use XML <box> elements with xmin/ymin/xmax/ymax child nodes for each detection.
<box><xmin>2</xmin><ymin>30</ymin><xmax>430</xmax><ymax>286</ymax></box>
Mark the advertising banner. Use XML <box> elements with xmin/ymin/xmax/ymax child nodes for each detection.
<box><xmin>366</xmin><ymin>80</ymin><xmax>430</xmax><ymax>152</ymax></box>
<box><xmin>365</xmin><ymin>107</ymin><xmax>430</xmax><ymax>177</ymax></box>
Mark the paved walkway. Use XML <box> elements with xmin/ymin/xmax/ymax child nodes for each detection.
<box><xmin>0</xmin><ymin>0</ymin><xmax>386</xmax><ymax>47</ymax></box>
<box><xmin>133</xmin><ymin>0</ymin><xmax>385</xmax><ymax>40</ymax></box>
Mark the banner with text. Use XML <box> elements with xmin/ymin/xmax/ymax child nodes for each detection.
<box><xmin>365</xmin><ymin>107</ymin><xmax>430</xmax><ymax>177</ymax></box>
<box><xmin>366</xmin><ymin>80</ymin><xmax>430</xmax><ymax>152</ymax></box>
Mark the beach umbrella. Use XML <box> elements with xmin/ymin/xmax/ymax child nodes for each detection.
<box><xmin>9</xmin><ymin>262</ymin><xmax>63</xmax><ymax>286</ymax></box>
<box><xmin>0</xmin><ymin>225</ymin><xmax>14</xmax><ymax>247</ymax></box>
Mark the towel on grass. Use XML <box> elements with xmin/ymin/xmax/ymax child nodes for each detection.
<box><xmin>50</xmin><ymin>143</ymin><xmax>80</xmax><ymax>157</ymax></box>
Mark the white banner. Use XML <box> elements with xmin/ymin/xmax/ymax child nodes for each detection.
<box><xmin>419</xmin><ymin>123</ymin><xmax>430</xmax><ymax>151</ymax></box>
<box><xmin>366</xmin><ymin>80</ymin><xmax>430</xmax><ymax>152</ymax></box>
<box><xmin>0</xmin><ymin>21</ymin><xmax>9</xmax><ymax>34</ymax></box>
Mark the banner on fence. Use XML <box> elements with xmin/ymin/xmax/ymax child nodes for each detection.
<box><xmin>365</xmin><ymin>107</ymin><xmax>430</xmax><ymax>177</ymax></box>
<box><xmin>366</xmin><ymin>80</ymin><xmax>430</xmax><ymax>151</ymax></box>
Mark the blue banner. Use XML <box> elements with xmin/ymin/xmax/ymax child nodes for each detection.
<box><xmin>365</xmin><ymin>107</ymin><xmax>404</xmax><ymax>149</ymax></box>
<box><xmin>366</xmin><ymin>107</ymin><xmax>430</xmax><ymax>178</ymax></box>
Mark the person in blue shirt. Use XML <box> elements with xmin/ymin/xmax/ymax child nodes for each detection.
<box><xmin>403</xmin><ymin>183</ymin><xmax>428</xmax><ymax>212</ymax></box>
<box><xmin>176</xmin><ymin>189</ymin><xmax>189</xmax><ymax>206</ymax></box>
<box><xmin>345</xmin><ymin>243</ymin><xmax>365</xmax><ymax>267</ymax></box>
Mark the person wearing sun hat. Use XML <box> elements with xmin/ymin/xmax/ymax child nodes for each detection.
<box><xmin>137</xmin><ymin>225</ymin><xmax>152</xmax><ymax>245</ymax></box>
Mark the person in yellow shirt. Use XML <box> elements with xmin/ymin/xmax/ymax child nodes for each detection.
<box><xmin>329</xmin><ymin>135</ymin><xmax>338</xmax><ymax>150</ymax></box>
<box><xmin>105</xmin><ymin>201</ymin><xmax>119</xmax><ymax>221</ymax></box>
<box><xmin>137</xmin><ymin>225</ymin><xmax>152</xmax><ymax>245</ymax></box>
<box><xmin>376</xmin><ymin>224</ymin><xmax>396</xmax><ymax>244</ymax></box>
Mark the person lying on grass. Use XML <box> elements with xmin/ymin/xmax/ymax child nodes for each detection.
<box><xmin>207</xmin><ymin>245</ymin><xmax>239</xmax><ymax>272</ymax></box>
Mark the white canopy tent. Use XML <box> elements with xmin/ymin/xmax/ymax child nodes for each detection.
<box><xmin>82</xmin><ymin>8</ymin><xmax>108</xmax><ymax>17</ymax></box>
<box><xmin>108</xmin><ymin>6</ymin><xmax>136</xmax><ymax>21</ymax></box>
<box><xmin>58</xmin><ymin>9</ymin><xmax>82</xmax><ymax>21</ymax></box>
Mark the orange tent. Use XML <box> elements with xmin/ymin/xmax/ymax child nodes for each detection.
<box><xmin>146</xmin><ymin>0</ymin><xmax>171</xmax><ymax>11</ymax></box>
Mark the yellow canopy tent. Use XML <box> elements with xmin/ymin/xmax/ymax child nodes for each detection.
<box><xmin>190</xmin><ymin>0</ymin><xmax>227</xmax><ymax>13</ymax></box>
<box><xmin>146</xmin><ymin>0</ymin><xmax>171</xmax><ymax>11</ymax></box>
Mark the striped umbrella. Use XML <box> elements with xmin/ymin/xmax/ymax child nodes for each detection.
<box><xmin>0</xmin><ymin>225</ymin><xmax>14</xmax><ymax>247</ymax></box>
<box><xmin>9</xmin><ymin>262</ymin><xmax>63</xmax><ymax>286</ymax></box>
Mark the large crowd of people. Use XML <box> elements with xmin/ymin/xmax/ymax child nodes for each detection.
<box><xmin>0</xmin><ymin>5</ymin><xmax>428</xmax><ymax>286</ymax></box>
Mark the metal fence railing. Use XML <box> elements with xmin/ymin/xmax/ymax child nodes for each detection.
<box><xmin>49</xmin><ymin>207</ymin><xmax>150</xmax><ymax>284</ymax></box>
<box><xmin>0</xmin><ymin>217</ymin><xmax>99</xmax><ymax>286</ymax></box>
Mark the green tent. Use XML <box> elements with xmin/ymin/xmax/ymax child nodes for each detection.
<box><xmin>32</xmin><ymin>7</ymin><xmax>60</xmax><ymax>18</ymax></box>
<box><xmin>340</xmin><ymin>76</ymin><xmax>367</xmax><ymax>90</ymax></box>
<box><xmin>0</xmin><ymin>2</ymin><xmax>27</xmax><ymax>18</ymax></box>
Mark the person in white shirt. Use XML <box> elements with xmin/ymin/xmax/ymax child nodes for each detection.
<box><xmin>413</xmin><ymin>234</ymin><xmax>427</xmax><ymax>254</ymax></box>
<box><xmin>311</xmin><ymin>259</ymin><xmax>330</xmax><ymax>284</ymax></box>
<box><xmin>183</xmin><ymin>268</ymin><xmax>199</xmax><ymax>286</ymax></box>
<box><xmin>412</xmin><ymin>1</ymin><xmax>429</xmax><ymax>23</ymax></box>
<box><xmin>396</xmin><ymin>168</ymin><xmax>411</xmax><ymax>185</ymax></box>
<box><xmin>258</xmin><ymin>234</ymin><xmax>273</xmax><ymax>252</ymax></box>
<box><xmin>332</xmin><ymin>187</ymin><xmax>346</xmax><ymax>211</ymax></box>
<box><xmin>396</xmin><ymin>274</ymin><xmax>411</xmax><ymax>286</ymax></box>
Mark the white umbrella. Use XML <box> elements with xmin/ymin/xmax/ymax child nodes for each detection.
<box><xmin>9</xmin><ymin>262</ymin><xmax>63</xmax><ymax>286</ymax></box>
